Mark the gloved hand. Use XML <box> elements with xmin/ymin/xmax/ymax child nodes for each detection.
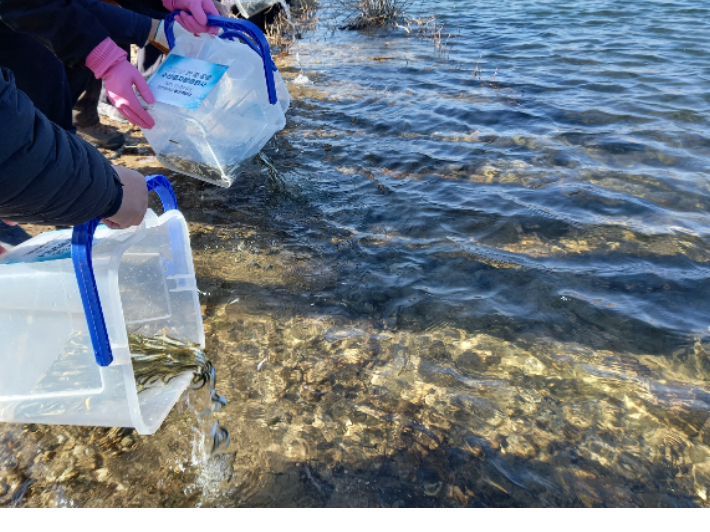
<box><xmin>86</xmin><ymin>38</ymin><xmax>156</xmax><ymax>129</ymax></box>
<box><xmin>163</xmin><ymin>0</ymin><xmax>220</xmax><ymax>35</ymax></box>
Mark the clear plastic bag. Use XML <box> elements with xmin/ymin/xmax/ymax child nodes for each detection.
<box><xmin>142</xmin><ymin>15</ymin><xmax>290</xmax><ymax>187</ymax></box>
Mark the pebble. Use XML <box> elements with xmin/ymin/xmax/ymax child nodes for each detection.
<box><xmin>95</xmin><ymin>468</ymin><xmax>111</xmax><ymax>483</ymax></box>
<box><xmin>72</xmin><ymin>445</ymin><xmax>86</xmax><ymax>458</ymax></box>
<box><xmin>58</xmin><ymin>467</ymin><xmax>79</xmax><ymax>482</ymax></box>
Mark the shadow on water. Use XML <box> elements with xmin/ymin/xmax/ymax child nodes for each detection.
<box><xmin>210</xmin><ymin>429</ymin><xmax>707</xmax><ymax>508</ymax></box>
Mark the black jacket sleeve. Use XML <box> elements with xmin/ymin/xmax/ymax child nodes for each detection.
<box><xmin>0</xmin><ymin>0</ymin><xmax>111</xmax><ymax>69</ymax></box>
<box><xmin>79</xmin><ymin>0</ymin><xmax>152</xmax><ymax>47</ymax></box>
<box><xmin>0</xmin><ymin>68</ymin><xmax>123</xmax><ymax>226</ymax></box>
<box><xmin>113</xmin><ymin>0</ymin><xmax>169</xmax><ymax>20</ymax></box>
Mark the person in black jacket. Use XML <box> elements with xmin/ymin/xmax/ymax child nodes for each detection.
<box><xmin>0</xmin><ymin>0</ymin><xmax>220</xmax><ymax>148</ymax></box>
<box><xmin>0</xmin><ymin>67</ymin><xmax>148</xmax><ymax>254</ymax></box>
<box><xmin>91</xmin><ymin>0</ymin><xmax>227</xmax><ymax>123</ymax></box>
<box><xmin>0</xmin><ymin>0</ymin><xmax>158</xmax><ymax>148</ymax></box>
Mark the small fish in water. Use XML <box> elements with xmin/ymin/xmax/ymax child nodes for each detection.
<box><xmin>257</xmin><ymin>152</ymin><xmax>284</xmax><ymax>188</ymax></box>
<box><xmin>129</xmin><ymin>333</ymin><xmax>229</xmax><ymax>454</ymax></box>
<box><xmin>30</xmin><ymin>332</ymin><xmax>230</xmax><ymax>455</ymax></box>
<box><xmin>257</xmin><ymin>152</ymin><xmax>277</xmax><ymax>173</ymax></box>
<box><xmin>197</xmin><ymin>361</ymin><xmax>227</xmax><ymax>421</ymax></box>
<box><xmin>210</xmin><ymin>421</ymin><xmax>230</xmax><ymax>453</ymax></box>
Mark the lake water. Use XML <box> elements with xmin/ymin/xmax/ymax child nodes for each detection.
<box><xmin>2</xmin><ymin>0</ymin><xmax>710</xmax><ymax>507</ymax></box>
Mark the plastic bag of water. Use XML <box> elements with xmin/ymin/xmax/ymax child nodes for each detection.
<box><xmin>141</xmin><ymin>14</ymin><xmax>290</xmax><ymax>187</ymax></box>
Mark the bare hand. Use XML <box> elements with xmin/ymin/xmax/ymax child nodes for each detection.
<box><xmin>104</xmin><ymin>166</ymin><xmax>148</xmax><ymax>229</ymax></box>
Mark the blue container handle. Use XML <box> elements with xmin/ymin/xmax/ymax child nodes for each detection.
<box><xmin>146</xmin><ymin>174</ymin><xmax>178</xmax><ymax>211</ymax></box>
<box><xmin>163</xmin><ymin>11</ymin><xmax>278</xmax><ymax>105</ymax></box>
<box><xmin>71</xmin><ymin>175</ymin><xmax>177</xmax><ymax>367</ymax></box>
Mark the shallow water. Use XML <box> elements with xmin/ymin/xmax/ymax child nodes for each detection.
<box><xmin>3</xmin><ymin>0</ymin><xmax>710</xmax><ymax>507</ymax></box>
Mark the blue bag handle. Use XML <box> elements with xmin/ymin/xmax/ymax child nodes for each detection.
<box><xmin>71</xmin><ymin>175</ymin><xmax>177</xmax><ymax>367</ymax></box>
<box><xmin>163</xmin><ymin>11</ymin><xmax>278</xmax><ymax>105</ymax></box>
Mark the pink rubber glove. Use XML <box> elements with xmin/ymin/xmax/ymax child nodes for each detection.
<box><xmin>86</xmin><ymin>38</ymin><xmax>156</xmax><ymax>129</ymax></box>
<box><xmin>163</xmin><ymin>0</ymin><xmax>220</xmax><ymax>35</ymax></box>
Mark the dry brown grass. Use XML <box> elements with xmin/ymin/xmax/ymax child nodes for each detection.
<box><xmin>397</xmin><ymin>14</ymin><xmax>451</xmax><ymax>53</ymax></box>
<box><xmin>265</xmin><ymin>0</ymin><xmax>320</xmax><ymax>47</ymax></box>
<box><xmin>264</xmin><ymin>0</ymin><xmax>454</xmax><ymax>58</ymax></box>
<box><xmin>322</xmin><ymin>1</ymin><xmax>453</xmax><ymax>56</ymax></box>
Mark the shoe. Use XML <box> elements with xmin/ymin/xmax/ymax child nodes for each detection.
<box><xmin>76</xmin><ymin>122</ymin><xmax>125</xmax><ymax>150</ymax></box>
<box><xmin>98</xmin><ymin>101</ymin><xmax>129</xmax><ymax>123</ymax></box>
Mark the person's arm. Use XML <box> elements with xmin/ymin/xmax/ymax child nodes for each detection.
<box><xmin>111</xmin><ymin>0</ymin><xmax>170</xmax><ymax>19</ymax></box>
<box><xmin>0</xmin><ymin>68</ymin><xmax>147</xmax><ymax>227</ymax></box>
<box><xmin>0</xmin><ymin>0</ymin><xmax>112</xmax><ymax>69</ymax></box>
<box><xmin>163</xmin><ymin>0</ymin><xmax>219</xmax><ymax>34</ymax></box>
<box><xmin>80</xmin><ymin>0</ymin><xmax>154</xmax><ymax>47</ymax></box>
<box><xmin>0</xmin><ymin>0</ymin><xmax>156</xmax><ymax>63</ymax></box>
<box><xmin>0</xmin><ymin>1</ymin><xmax>158</xmax><ymax>127</ymax></box>
<box><xmin>113</xmin><ymin>0</ymin><xmax>227</xmax><ymax>21</ymax></box>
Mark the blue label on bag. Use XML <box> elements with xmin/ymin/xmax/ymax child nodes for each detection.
<box><xmin>149</xmin><ymin>55</ymin><xmax>228</xmax><ymax>110</ymax></box>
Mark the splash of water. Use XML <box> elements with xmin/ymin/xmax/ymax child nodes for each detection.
<box><xmin>293</xmin><ymin>73</ymin><xmax>312</xmax><ymax>85</ymax></box>
<box><xmin>129</xmin><ymin>334</ymin><xmax>230</xmax><ymax>454</ymax></box>
<box><xmin>278</xmin><ymin>0</ymin><xmax>306</xmax><ymax>76</ymax></box>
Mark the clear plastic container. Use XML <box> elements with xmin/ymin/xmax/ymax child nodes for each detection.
<box><xmin>141</xmin><ymin>16</ymin><xmax>290</xmax><ymax>187</ymax></box>
<box><xmin>0</xmin><ymin>176</ymin><xmax>203</xmax><ymax>435</ymax></box>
